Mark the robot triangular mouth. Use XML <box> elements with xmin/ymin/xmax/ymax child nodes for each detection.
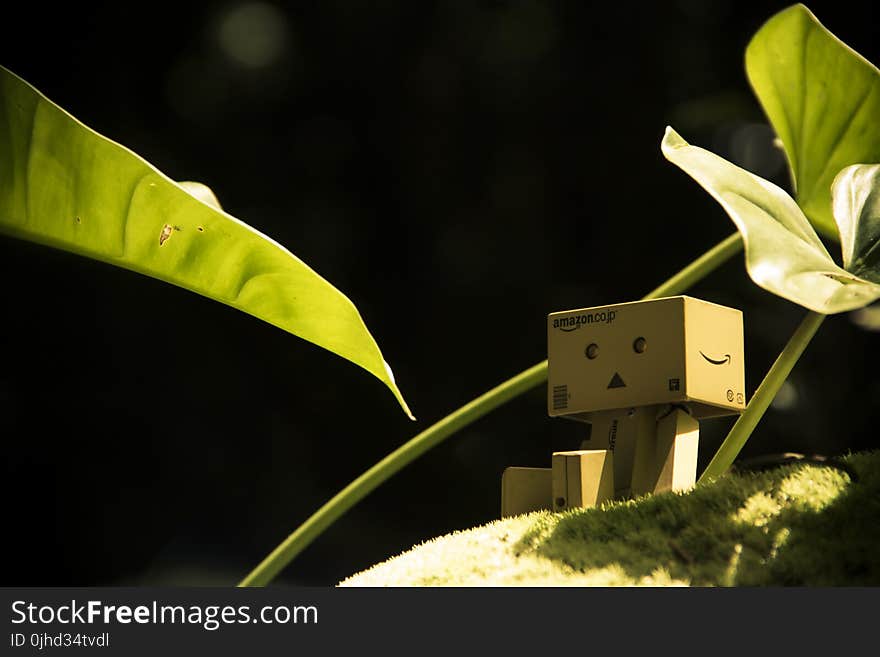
<box><xmin>607</xmin><ymin>372</ymin><xmax>626</xmax><ymax>389</ymax></box>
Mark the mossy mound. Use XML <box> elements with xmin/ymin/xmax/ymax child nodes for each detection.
<box><xmin>341</xmin><ymin>451</ymin><xmax>880</xmax><ymax>586</ymax></box>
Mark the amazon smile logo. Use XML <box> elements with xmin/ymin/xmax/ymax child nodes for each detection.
<box><xmin>700</xmin><ymin>351</ymin><xmax>731</xmax><ymax>365</ymax></box>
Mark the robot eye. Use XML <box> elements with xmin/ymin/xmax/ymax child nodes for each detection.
<box><xmin>633</xmin><ymin>337</ymin><xmax>647</xmax><ymax>353</ymax></box>
<box><xmin>585</xmin><ymin>343</ymin><xmax>599</xmax><ymax>359</ymax></box>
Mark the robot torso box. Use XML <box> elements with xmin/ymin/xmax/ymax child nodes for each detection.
<box><xmin>547</xmin><ymin>296</ymin><xmax>744</xmax><ymax>420</ymax></box>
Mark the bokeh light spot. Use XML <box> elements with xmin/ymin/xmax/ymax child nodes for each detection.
<box><xmin>771</xmin><ymin>380</ymin><xmax>799</xmax><ymax>411</ymax></box>
<box><xmin>850</xmin><ymin>303</ymin><xmax>880</xmax><ymax>331</ymax></box>
<box><xmin>729</xmin><ymin>123</ymin><xmax>785</xmax><ymax>180</ymax></box>
<box><xmin>217</xmin><ymin>2</ymin><xmax>288</xmax><ymax>69</ymax></box>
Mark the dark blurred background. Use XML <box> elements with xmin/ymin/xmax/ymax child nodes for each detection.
<box><xmin>1</xmin><ymin>1</ymin><xmax>877</xmax><ymax>586</ymax></box>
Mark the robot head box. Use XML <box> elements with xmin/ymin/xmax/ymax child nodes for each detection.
<box><xmin>548</xmin><ymin>296</ymin><xmax>745</xmax><ymax>420</ymax></box>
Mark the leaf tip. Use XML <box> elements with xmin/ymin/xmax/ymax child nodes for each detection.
<box><xmin>661</xmin><ymin>126</ymin><xmax>687</xmax><ymax>156</ymax></box>
<box><xmin>400</xmin><ymin>399</ymin><xmax>417</xmax><ymax>422</ymax></box>
<box><xmin>384</xmin><ymin>359</ymin><xmax>416</xmax><ymax>421</ymax></box>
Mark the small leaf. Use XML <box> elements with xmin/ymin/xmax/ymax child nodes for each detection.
<box><xmin>178</xmin><ymin>181</ymin><xmax>223</xmax><ymax>211</ymax></box>
<box><xmin>662</xmin><ymin>127</ymin><xmax>880</xmax><ymax>314</ymax></box>
<box><xmin>0</xmin><ymin>65</ymin><xmax>414</xmax><ymax>419</ymax></box>
<box><xmin>832</xmin><ymin>164</ymin><xmax>880</xmax><ymax>282</ymax></box>
<box><xmin>746</xmin><ymin>4</ymin><xmax>880</xmax><ymax>240</ymax></box>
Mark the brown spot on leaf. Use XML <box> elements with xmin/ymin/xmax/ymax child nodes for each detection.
<box><xmin>197</xmin><ymin>226</ymin><xmax>204</xmax><ymax>232</ymax></box>
<box><xmin>159</xmin><ymin>223</ymin><xmax>180</xmax><ymax>246</ymax></box>
<box><xmin>74</xmin><ymin>216</ymin><xmax>81</xmax><ymax>224</ymax></box>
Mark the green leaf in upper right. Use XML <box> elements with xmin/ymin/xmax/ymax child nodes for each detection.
<box><xmin>662</xmin><ymin>128</ymin><xmax>880</xmax><ymax>315</ymax></box>
<box><xmin>746</xmin><ymin>4</ymin><xmax>880</xmax><ymax>240</ymax></box>
<box><xmin>833</xmin><ymin>164</ymin><xmax>880</xmax><ymax>283</ymax></box>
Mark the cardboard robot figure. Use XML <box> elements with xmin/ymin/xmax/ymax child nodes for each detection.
<box><xmin>501</xmin><ymin>296</ymin><xmax>745</xmax><ymax>517</ymax></box>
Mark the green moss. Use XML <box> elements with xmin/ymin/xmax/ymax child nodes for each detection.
<box><xmin>340</xmin><ymin>451</ymin><xmax>880</xmax><ymax>586</ymax></box>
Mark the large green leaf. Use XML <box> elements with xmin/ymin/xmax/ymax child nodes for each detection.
<box><xmin>746</xmin><ymin>4</ymin><xmax>880</xmax><ymax>239</ymax></box>
<box><xmin>661</xmin><ymin>127</ymin><xmax>880</xmax><ymax>314</ymax></box>
<box><xmin>0</xmin><ymin>65</ymin><xmax>413</xmax><ymax>419</ymax></box>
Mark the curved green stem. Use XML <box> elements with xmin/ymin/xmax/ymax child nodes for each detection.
<box><xmin>699</xmin><ymin>310</ymin><xmax>825</xmax><ymax>482</ymax></box>
<box><xmin>239</xmin><ymin>233</ymin><xmax>744</xmax><ymax>586</ymax></box>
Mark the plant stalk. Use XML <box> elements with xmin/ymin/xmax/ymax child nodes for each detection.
<box><xmin>239</xmin><ymin>232</ymin><xmax>744</xmax><ymax>586</ymax></box>
<box><xmin>699</xmin><ymin>310</ymin><xmax>825</xmax><ymax>482</ymax></box>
